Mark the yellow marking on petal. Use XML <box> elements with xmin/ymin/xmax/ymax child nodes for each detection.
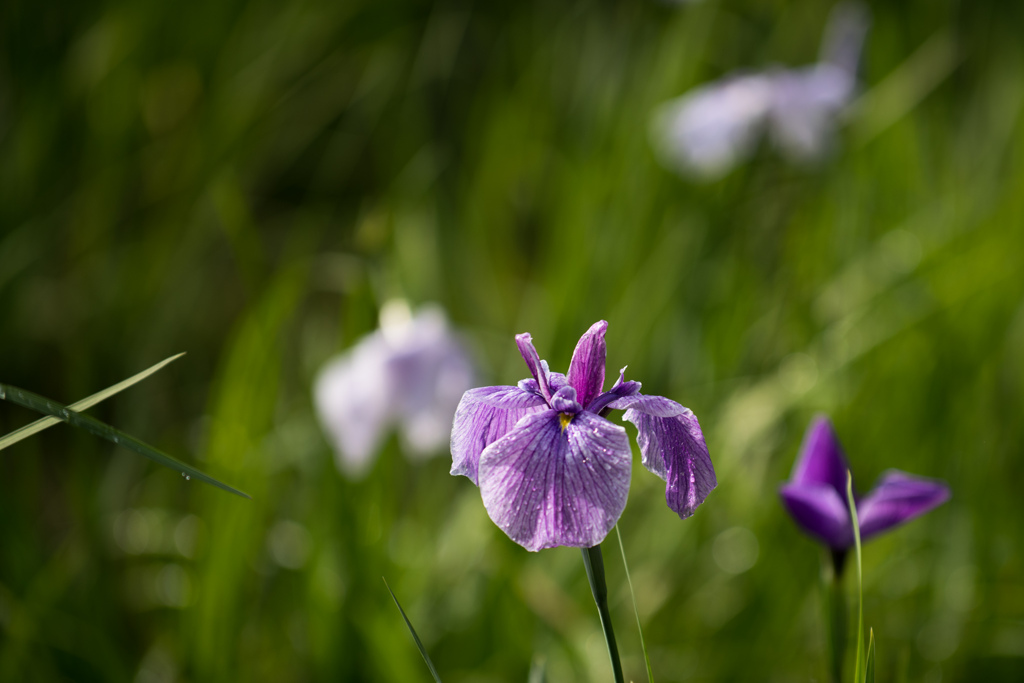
<box><xmin>559</xmin><ymin>413</ymin><xmax>573</xmax><ymax>432</ymax></box>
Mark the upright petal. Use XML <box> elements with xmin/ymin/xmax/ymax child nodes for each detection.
<box><xmin>818</xmin><ymin>1</ymin><xmax>870</xmax><ymax>75</ymax></box>
<box><xmin>779</xmin><ymin>482</ymin><xmax>853</xmax><ymax>548</ymax></box>
<box><xmin>478</xmin><ymin>411</ymin><xmax>632</xmax><ymax>551</ymax></box>
<box><xmin>622</xmin><ymin>400</ymin><xmax>716</xmax><ymax>519</ymax></box>
<box><xmin>567</xmin><ymin>321</ymin><xmax>608</xmax><ymax>407</ymax></box>
<box><xmin>790</xmin><ymin>415</ymin><xmax>850</xmax><ymax>496</ymax></box>
<box><xmin>450</xmin><ymin>386</ymin><xmax>548</xmax><ymax>485</ymax></box>
<box><xmin>857</xmin><ymin>470</ymin><xmax>950</xmax><ymax>541</ymax></box>
<box><xmin>515</xmin><ymin>333</ymin><xmax>552</xmax><ymax>401</ymax></box>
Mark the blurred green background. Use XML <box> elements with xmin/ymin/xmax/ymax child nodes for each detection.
<box><xmin>2</xmin><ymin>0</ymin><xmax>1023</xmax><ymax>681</ymax></box>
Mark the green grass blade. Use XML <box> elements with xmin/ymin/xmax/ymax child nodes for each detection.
<box><xmin>846</xmin><ymin>471</ymin><xmax>864</xmax><ymax>683</ymax></box>
<box><xmin>383</xmin><ymin>578</ymin><xmax>443</xmax><ymax>683</ymax></box>
<box><xmin>0</xmin><ymin>383</ymin><xmax>249</xmax><ymax>499</ymax></box>
<box><xmin>0</xmin><ymin>353</ymin><xmax>186</xmax><ymax>452</ymax></box>
<box><xmin>865</xmin><ymin>628</ymin><xmax>875</xmax><ymax>683</ymax></box>
<box><xmin>528</xmin><ymin>655</ymin><xmax>547</xmax><ymax>683</ymax></box>
<box><xmin>616</xmin><ymin>525</ymin><xmax>654</xmax><ymax>683</ymax></box>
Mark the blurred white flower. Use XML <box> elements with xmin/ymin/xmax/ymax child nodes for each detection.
<box><xmin>314</xmin><ymin>300</ymin><xmax>475</xmax><ymax>478</ymax></box>
<box><xmin>652</xmin><ymin>2</ymin><xmax>869</xmax><ymax>180</ymax></box>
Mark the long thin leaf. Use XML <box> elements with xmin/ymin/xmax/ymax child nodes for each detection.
<box><xmin>383</xmin><ymin>578</ymin><xmax>443</xmax><ymax>683</ymax></box>
<box><xmin>846</xmin><ymin>471</ymin><xmax>865</xmax><ymax>683</ymax></box>
<box><xmin>0</xmin><ymin>353</ymin><xmax>186</xmax><ymax>452</ymax></box>
<box><xmin>865</xmin><ymin>628</ymin><xmax>876</xmax><ymax>683</ymax></box>
<box><xmin>0</xmin><ymin>383</ymin><xmax>249</xmax><ymax>499</ymax></box>
<box><xmin>616</xmin><ymin>525</ymin><xmax>654</xmax><ymax>683</ymax></box>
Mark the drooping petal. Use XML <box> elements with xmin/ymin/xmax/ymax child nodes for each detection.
<box><xmin>515</xmin><ymin>333</ymin><xmax>552</xmax><ymax>401</ymax></box>
<box><xmin>622</xmin><ymin>401</ymin><xmax>716</xmax><ymax>519</ymax></box>
<box><xmin>779</xmin><ymin>482</ymin><xmax>853</xmax><ymax>548</ymax></box>
<box><xmin>566</xmin><ymin>321</ymin><xmax>608</xmax><ymax>407</ymax></box>
<box><xmin>609</xmin><ymin>393</ymin><xmax>684</xmax><ymax>417</ymax></box>
<box><xmin>790</xmin><ymin>415</ymin><xmax>851</xmax><ymax>496</ymax></box>
<box><xmin>857</xmin><ymin>470</ymin><xmax>951</xmax><ymax>541</ymax></box>
<box><xmin>450</xmin><ymin>386</ymin><xmax>548</xmax><ymax>485</ymax></box>
<box><xmin>478</xmin><ymin>411</ymin><xmax>632</xmax><ymax>552</ymax></box>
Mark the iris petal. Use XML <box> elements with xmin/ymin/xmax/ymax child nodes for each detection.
<box><xmin>609</xmin><ymin>393</ymin><xmax>684</xmax><ymax>417</ymax></box>
<box><xmin>622</xmin><ymin>401</ymin><xmax>716</xmax><ymax>519</ymax></box>
<box><xmin>450</xmin><ymin>386</ymin><xmax>548</xmax><ymax>485</ymax></box>
<box><xmin>857</xmin><ymin>470</ymin><xmax>951</xmax><ymax>541</ymax></box>
<box><xmin>790</xmin><ymin>415</ymin><xmax>851</xmax><ymax>496</ymax></box>
<box><xmin>550</xmin><ymin>386</ymin><xmax>581</xmax><ymax>414</ymax></box>
<box><xmin>478</xmin><ymin>411</ymin><xmax>631</xmax><ymax>551</ymax></box>
<box><xmin>779</xmin><ymin>482</ymin><xmax>853</xmax><ymax>548</ymax></box>
<box><xmin>586</xmin><ymin>367</ymin><xmax>641</xmax><ymax>414</ymax></box>
<box><xmin>515</xmin><ymin>333</ymin><xmax>552</xmax><ymax>401</ymax></box>
<box><xmin>566</xmin><ymin>320</ymin><xmax>608</xmax><ymax>407</ymax></box>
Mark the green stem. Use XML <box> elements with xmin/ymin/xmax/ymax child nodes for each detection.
<box><xmin>581</xmin><ymin>544</ymin><xmax>625</xmax><ymax>683</ymax></box>
<box><xmin>822</xmin><ymin>548</ymin><xmax>847</xmax><ymax>683</ymax></box>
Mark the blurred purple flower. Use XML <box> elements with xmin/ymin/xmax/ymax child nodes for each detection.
<box><xmin>451</xmin><ymin>321</ymin><xmax>716</xmax><ymax>552</ymax></box>
<box><xmin>314</xmin><ymin>301</ymin><xmax>475</xmax><ymax>478</ymax></box>
<box><xmin>652</xmin><ymin>2</ymin><xmax>869</xmax><ymax>179</ymax></box>
<box><xmin>779</xmin><ymin>415</ymin><xmax>950</xmax><ymax>550</ymax></box>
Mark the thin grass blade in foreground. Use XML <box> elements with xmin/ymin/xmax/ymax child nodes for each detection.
<box><xmin>0</xmin><ymin>383</ymin><xmax>249</xmax><ymax>498</ymax></box>
<box><xmin>0</xmin><ymin>353</ymin><xmax>185</xmax><ymax>451</ymax></box>
<box><xmin>383</xmin><ymin>578</ymin><xmax>443</xmax><ymax>683</ymax></box>
<box><xmin>865</xmin><ymin>628</ymin><xmax>875</xmax><ymax>683</ymax></box>
<box><xmin>582</xmin><ymin>544</ymin><xmax>625</xmax><ymax>683</ymax></box>
<box><xmin>846</xmin><ymin>471</ymin><xmax>864</xmax><ymax>683</ymax></box>
<box><xmin>616</xmin><ymin>526</ymin><xmax>654</xmax><ymax>683</ymax></box>
<box><xmin>528</xmin><ymin>655</ymin><xmax>547</xmax><ymax>683</ymax></box>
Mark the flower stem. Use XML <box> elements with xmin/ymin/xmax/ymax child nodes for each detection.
<box><xmin>821</xmin><ymin>548</ymin><xmax>847</xmax><ymax>683</ymax></box>
<box><xmin>581</xmin><ymin>544</ymin><xmax>625</xmax><ymax>683</ymax></box>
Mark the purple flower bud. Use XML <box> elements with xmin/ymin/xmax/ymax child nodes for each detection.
<box><xmin>779</xmin><ymin>415</ymin><xmax>950</xmax><ymax>550</ymax></box>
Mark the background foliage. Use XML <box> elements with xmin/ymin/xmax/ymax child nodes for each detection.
<box><xmin>2</xmin><ymin>0</ymin><xmax>1023</xmax><ymax>681</ymax></box>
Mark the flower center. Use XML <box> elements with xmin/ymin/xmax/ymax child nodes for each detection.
<box><xmin>559</xmin><ymin>413</ymin><xmax>573</xmax><ymax>432</ymax></box>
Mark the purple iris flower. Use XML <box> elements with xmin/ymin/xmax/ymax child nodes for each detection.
<box><xmin>779</xmin><ymin>415</ymin><xmax>950</xmax><ymax>551</ymax></box>
<box><xmin>451</xmin><ymin>321</ymin><xmax>716</xmax><ymax>552</ymax></box>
